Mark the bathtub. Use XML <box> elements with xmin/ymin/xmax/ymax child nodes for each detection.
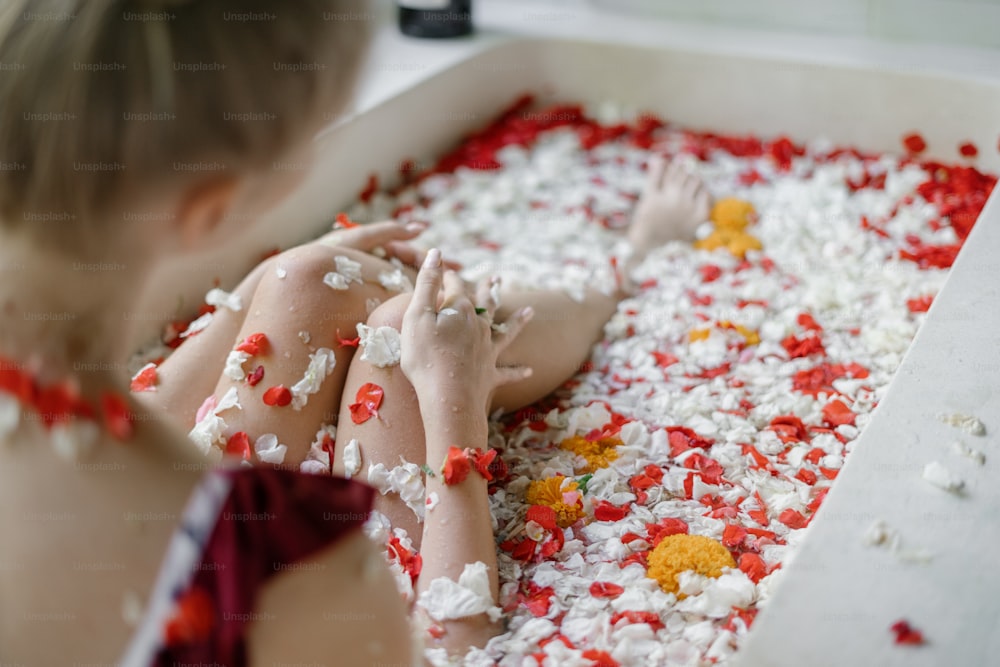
<box><xmin>147</xmin><ymin>3</ymin><xmax>1000</xmax><ymax>665</ymax></box>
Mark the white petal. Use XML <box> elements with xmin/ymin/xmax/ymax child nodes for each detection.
<box><xmin>356</xmin><ymin>323</ymin><xmax>402</xmax><ymax>368</ymax></box>
<box><xmin>367</xmin><ymin>462</ymin><xmax>392</xmax><ymax>495</ymax></box>
<box><xmin>343</xmin><ymin>438</ymin><xmax>362</xmax><ymax>478</ymax></box>
<box><xmin>302</xmin><ymin>424</ymin><xmax>336</xmax><ymax>473</ymax></box>
<box><xmin>387</xmin><ymin>461</ymin><xmax>426</xmax><ymax>521</ymax></box>
<box><xmin>253</xmin><ymin>433</ymin><xmax>288</xmax><ymax>465</ymax></box>
<box><xmin>334</xmin><ymin>255</ymin><xmax>364</xmax><ymax>284</ymax></box>
<box><xmin>939</xmin><ymin>412</ymin><xmax>986</xmax><ymax>436</ymax></box>
<box><xmin>951</xmin><ymin>440</ymin><xmax>985</xmax><ymax>465</ymax></box>
<box><xmin>213</xmin><ymin>386</ymin><xmax>242</xmax><ymax>415</ymax></box>
<box><xmin>188</xmin><ymin>414</ymin><xmax>227</xmax><ymax>456</ymax></box>
<box><xmin>179</xmin><ymin>312</ymin><xmax>214</xmax><ymax>339</ymax></box>
<box><xmin>425</xmin><ymin>491</ymin><xmax>440</xmax><ymax>512</ymax></box>
<box><xmin>205</xmin><ymin>287</ymin><xmax>242</xmax><ymax>312</ymax></box>
<box><xmin>922</xmin><ymin>461</ymin><xmax>965</xmax><ymax>494</ymax></box>
<box><xmin>378</xmin><ymin>268</ymin><xmax>413</xmax><ymax>293</ymax></box>
<box><xmin>417</xmin><ymin>561</ymin><xmax>501</xmax><ymax>622</ymax></box>
<box><xmin>223</xmin><ymin>350</ymin><xmax>251</xmax><ymax>381</ymax></box>
<box><xmin>323</xmin><ymin>271</ymin><xmax>350</xmax><ymax>290</ymax></box>
<box><xmin>290</xmin><ymin>347</ymin><xmax>336</xmax><ymax>410</ymax></box>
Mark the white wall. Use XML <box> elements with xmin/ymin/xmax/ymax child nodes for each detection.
<box><xmin>506</xmin><ymin>0</ymin><xmax>1000</xmax><ymax>51</ymax></box>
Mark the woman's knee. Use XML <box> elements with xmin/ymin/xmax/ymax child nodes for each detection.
<box><xmin>364</xmin><ymin>293</ymin><xmax>412</xmax><ymax>330</ymax></box>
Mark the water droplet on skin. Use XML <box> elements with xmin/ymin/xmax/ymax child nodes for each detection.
<box><xmin>451</xmin><ymin>405</ymin><xmax>459</xmax><ymax>412</ymax></box>
<box><xmin>425</xmin><ymin>362</ymin><xmax>433</xmax><ymax>369</ymax></box>
<box><xmin>283</xmin><ymin>352</ymin><xmax>291</xmax><ymax>359</ymax></box>
<box><xmin>448</xmin><ymin>371</ymin><xmax>455</xmax><ymax>378</ymax></box>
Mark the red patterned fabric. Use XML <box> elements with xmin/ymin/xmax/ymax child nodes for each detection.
<box><xmin>154</xmin><ymin>468</ymin><xmax>375</xmax><ymax>666</ymax></box>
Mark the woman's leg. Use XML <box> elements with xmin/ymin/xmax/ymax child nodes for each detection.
<box><xmin>331</xmin><ymin>285</ymin><xmax>620</xmax><ymax>546</ymax></box>
<box><xmin>154</xmin><ymin>244</ymin><xmax>415</xmax><ymax>466</ymax></box>
<box><xmin>332</xmin><ymin>157</ymin><xmax>712</xmax><ymax>546</ymax></box>
<box><xmin>141</xmin><ymin>256</ymin><xmax>276</xmax><ymax>427</ymax></box>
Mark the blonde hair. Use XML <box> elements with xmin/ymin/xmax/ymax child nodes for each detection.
<box><xmin>0</xmin><ymin>0</ymin><xmax>371</xmax><ymax>252</ymax></box>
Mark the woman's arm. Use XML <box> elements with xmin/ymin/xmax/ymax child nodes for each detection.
<box><xmin>400</xmin><ymin>249</ymin><xmax>533</xmax><ymax>652</ymax></box>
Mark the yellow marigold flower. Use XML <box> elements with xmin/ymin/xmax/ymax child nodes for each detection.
<box><xmin>725</xmin><ymin>232</ymin><xmax>762</xmax><ymax>258</ymax></box>
<box><xmin>559</xmin><ymin>434</ymin><xmax>620</xmax><ymax>473</ymax></box>
<box><xmin>646</xmin><ymin>534</ymin><xmax>736</xmax><ymax>596</ymax></box>
<box><xmin>719</xmin><ymin>321</ymin><xmax>760</xmax><ymax>346</ymax></box>
<box><xmin>689</xmin><ymin>328</ymin><xmax>712</xmax><ymax>342</ymax></box>
<box><xmin>526</xmin><ymin>476</ymin><xmax>584</xmax><ymax>528</ymax></box>
<box><xmin>694</xmin><ymin>198</ymin><xmax>763</xmax><ymax>258</ymax></box>
<box><xmin>710</xmin><ymin>197</ymin><xmax>757</xmax><ymax>231</ymax></box>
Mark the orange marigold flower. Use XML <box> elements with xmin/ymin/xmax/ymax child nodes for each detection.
<box><xmin>689</xmin><ymin>328</ymin><xmax>712</xmax><ymax>342</ymax></box>
<box><xmin>559</xmin><ymin>434</ymin><xmax>620</xmax><ymax>473</ymax></box>
<box><xmin>646</xmin><ymin>534</ymin><xmax>736</xmax><ymax>596</ymax></box>
<box><xmin>525</xmin><ymin>476</ymin><xmax>584</xmax><ymax>528</ymax></box>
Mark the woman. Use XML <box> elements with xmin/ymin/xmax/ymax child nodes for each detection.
<box><xmin>0</xmin><ymin>0</ymin><xmax>708</xmax><ymax>662</ymax></box>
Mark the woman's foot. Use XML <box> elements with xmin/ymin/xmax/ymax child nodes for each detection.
<box><xmin>627</xmin><ymin>155</ymin><xmax>711</xmax><ymax>262</ymax></box>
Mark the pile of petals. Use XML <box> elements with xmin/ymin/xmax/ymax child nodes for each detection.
<box><xmin>344</xmin><ymin>96</ymin><xmax>995</xmax><ymax>666</ymax></box>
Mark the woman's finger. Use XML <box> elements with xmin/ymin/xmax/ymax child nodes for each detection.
<box><xmin>407</xmin><ymin>248</ymin><xmax>443</xmax><ymax>317</ymax></box>
<box><xmin>330</xmin><ymin>220</ymin><xmax>427</xmax><ymax>250</ymax></box>
<box><xmin>383</xmin><ymin>240</ymin><xmax>421</xmax><ymax>267</ymax></box>
<box><xmin>474</xmin><ymin>276</ymin><xmax>501</xmax><ymax>320</ymax></box>
<box><xmin>492</xmin><ymin>306</ymin><xmax>534</xmax><ymax>353</ymax></box>
<box><xmin>495</xmin><ymin>364</ymin><xmax>533</xmax><ymax>387</ymax></box>
<box><xmin>439</xmin><ymin>270</ymin><xmax>471</xmax><ymax>314</ymax></box>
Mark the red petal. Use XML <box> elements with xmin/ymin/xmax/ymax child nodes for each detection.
<box><xmin>263</xmin><ymin>385</ymin><xmax>292</xmax><ymax>407</ymax></box>
<box><xmin>651</xmin><ymin>351</ymin><xmax>678</xmax><ymax>369</ymax></box>
<box><xmin>890</xmin><ymin>619</ymin><xmax>926</xmax><ymax>645</ymax></box>
<box><xmin>778</xmin><ymin>508</ymin><xmax>808</xmax><ymax>529</ymax></box>
<box><xmin>593</xmin><ymin>500</ymin><xmax>629</xmax><ymax>522</ymax></box>
<box><xmin>589</xmin><ymin>582</ymin><xmax>625</xmax><ymax>599</ymax></box>
<box><xmin>722</xmin><ymin>523</ymin><xmax>748</xmax><ymax>548</ymax></box>
<box><xmin>795</xmin><ymin>469</ymin><xmax>818</xmax><ymax>485</ymax></box>
<box><xmin>348</xmin><ymin>382</ymin><xmax>383</xmax><ymax>424</ymax></box>
<box><xmin>822</xmin><ymin>399</ymin><xmax>856</xmax><ymax>427</ymax></box>
<box><xmin>442</xmin><ymin>446</ymin><xmax>471</xmax><ymax>485</ymax></box>
<box><xmin>738</xmin><ymin>552</ymin><xmax>768</xmax><ymax>583</ymax></box>
<box><xmin>129</xmin><ymin>363</ymin><xmax>158</xmax><ymax>393</ymax></box>
<box><xmin>101</xmin><ymin>392</ymin><xmax>134</xmax><ymax>441</ymax></box>
<box><xmin>336</xmin><ymin>328</ymin><xmax>361</xmax><ymax>348</ymax></box>
<box><xmin>358</xmin><ymin>174</ymin><xmax>379</xmax><ymax>204</ymax></box>
<box><xmin>526</xmin><ymin>504</ymin><xmax>558</xmax><ymax>531</ymax></box>
<box><xmin>246</xmin><ymin>365</ymin><xmax>265</xmax><ymax>387</ymax></box>
<box><xmin>335</xmin><ymin>211</ymin><xmax>359</xmax><ymax>229</ymax></box>
<box><xmin>470</xmin><ymin>448</ymin><xmax>497</xmax><ymax>481</ymax></box>
<box><xmin>906</xmin><ymin>295</ymin><xmax>934</xmax><ymax>313</ymax></box>
<box><xmin>163</xmin><ymin>587</ymin><xmax>215</xmax><ymax>647</ymax></box>
<box><xmin>581</xmin><ymin>649</ymin><xmax>620</xmax><ymax>667</ymax></box>
<box><xmin>610</xmin><ymin>610</ymin><xmax>664</xmax><ymax>631</ymax></box>
<box><xmin>699</xmin><ymin>264</ymin><xmax>722</xmax><ymax>283</ymax></box>
<box><xmin>902</xmin><ymin>132</ymin><xmax>927</xmax><ymax>154</ymax></box>
<box><xmin>235</xmin><ymin>332</ymin><xmax>269</xmax><ymax>356</ymax></box>
<box><xmin>225</xmin><ymin>431</ymin><xmax>251</xmax><ymax>460</ymax></box>
<box><xmin>0</xmin><ymin>357</ymin><xmax>34</xmax><ymax>404</ymax></box>
<box><xmin>959</xmin><ymin>141</ymin><xmax>978</xmax><ymax>158</ymax></box>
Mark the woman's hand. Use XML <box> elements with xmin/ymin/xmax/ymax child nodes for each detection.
<box><xmin>400</xmin><ymin>248</ymin><xmax>533</xmax><ymax>418</ymax></box>
<box><xmin>318</xmin><ymin>219</ymin><xmax>461</xmax><ymax>270</ymax></box>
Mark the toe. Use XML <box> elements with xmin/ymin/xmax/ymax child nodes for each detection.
<box><xmin>695</xmin><ymin>189</ymin><xmax>712</xmax><ymax>221</ymax></box>
<box><xmin>664</xmin><ymin>157</ymin><xmax>684</xmax><ymax>185</ymax></box>
<box><xmin>644</xmin><ymin>154</ymin><xmax>668</xmax><ymax>192</ymax></box>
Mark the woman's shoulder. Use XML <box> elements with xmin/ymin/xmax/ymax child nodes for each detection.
<box><xmin>0</xmin><ymin>406</ymin><xmax>204</xmax><ymax>662</ymax></box>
